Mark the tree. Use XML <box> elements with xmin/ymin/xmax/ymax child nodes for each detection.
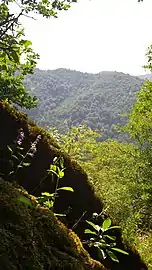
<box><xmin>0</xmin><ymin>0</ymin><xmax>77</xmax><ymax>108</ymax></box>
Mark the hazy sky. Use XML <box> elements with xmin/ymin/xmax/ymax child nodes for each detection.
<box><xmin>21</xmin><ymin>0</ymin><xmax>152</xmax><ymax>75</ymax></box>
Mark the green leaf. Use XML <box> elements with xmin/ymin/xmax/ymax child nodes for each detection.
<box><xmin>23</xmin><ymin>162</ymin><xmax>31</xmax><ymax>167</ymax></box>
<box><xmin>57</xmin><ymin>187</ymin><xmax>74</xmax><ymax>192</ymax></box>
<box><xmin>11</xmin><ymin>51</ymin><xmax>19</xmax><ymax>63</ymax></box>
<box><xmin>59</xmin><ymin>157</ymin><xmax>64</xmax><ymax>169</ymax></box>
<box><xmin>58</xmin><ymin>170</ymin><xmax>64</xmax><ymax>179</ymax></box>
<box><xmin>17</xmin><ymin>195</ymin><xmax>33</xmax><ymax>208</ymax></box>
<box><xmin>12</xmin><ymin>155</ymin><xmax>19</xmax><ymax>161</ymax></box>
<box><xmin>84</xmin><ymin>229</ymin><xmax>97</xmax><ymax>235</ymax></box>
<box><xmin>86</xmin><ymin>220</ymin><xmax>101</xmax><ymax>232</ymax></box>
<box><xmin>104</xmin><ymin>235</ymin><xmax>116</xmax><ymax>241</ymax></box>
<box><xmin>107</xmin><ymin>250</ymin><xmax>119</xmax><ymax>262</ymax></box>
<box><xmin>41</xmin><ymin>192</ymin><xmax>55</xmax><ymax>197</ymax></box>
<box><xmin>22</xmin><ymin>40</ymin><xmax>32</xmax><ymax>47</ymax></box>
<box><xmin>7</xmin><ymin>146</ymin><xmax>13</xmax><ymax>153</ymax></box>
<box><xmin>50</xmin><ymin>164</ymin><xmax>57</xmax><ymax>171</ymax></box>
<box><xmin>55</xmin><ymin>213</ymin><xmax>66</xmax><ymax>217</ymax></box>
<box><xmin>102</xmin><ymin>217</ymin><xmax>112</xmax><ymax>230</ymax></box>
<box><xmin>98</xmin><ymin>239</ymin><xmax>106</xmax><ymax>245</ymax></box>
<box><xmin>105</xmin><ymin>226</ymin><xmax>120</xmax><ymax>231</ymax></box>
<box><xmin>17</xmin><ymin>147</ymin><xmax>24</xmax><ymax>151</ymax></box>
<box><xmin>98</xmin><ymin>248</ymin><xmax>107</xmax><ymax>260</ymax></box>
<box><xmin>111</xmin><ymin>248</ymin><xmax>129</xmax><ymax>255</ymax></box>
<box><xmin>18</xmin><ymin>153</ymin><xmax>25</xmax><ymax>158</ymax></box>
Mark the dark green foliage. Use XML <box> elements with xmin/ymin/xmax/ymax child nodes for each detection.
<box><xmin>23</xmin><ymin>68</ymin><xmax>143</xmax><ymax>139</ymax></box>
<box><xmin>0</xmin><ymin>178</ymin><xmax>104</xmax><ymax>270</ymax></box>
<box><xmin>82</xmin><ymin>215</ymin><xmax>147</xmax><ymax>270</ymax></box>
<box><xmin>84</xmin><ymin>216</ymin><xmax>128</xmax><ymax>263</ymax></box>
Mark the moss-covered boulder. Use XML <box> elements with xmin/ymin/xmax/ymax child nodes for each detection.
<box><xmin>0</xmin><ymin>178</ymin><xmax>104</xmax><ymax>270</ymax></box>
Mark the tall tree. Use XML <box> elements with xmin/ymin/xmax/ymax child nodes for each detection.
<box><xmin>0</xmin><ymin>0</ymin><xmax>77</xmax><ymax>108</ymax></box>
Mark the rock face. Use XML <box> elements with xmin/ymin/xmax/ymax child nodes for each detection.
<box><xmin>0</xmin><ymin>178</ymin><xmax>104</xmax><ymax>270</ymax></box>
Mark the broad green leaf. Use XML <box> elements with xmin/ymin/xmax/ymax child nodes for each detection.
<box><xmin>111</xmin><ymin>248</ymin><xmax>129</xmax><ymax>255</ymax></box>
<box><xmin>86</xmin><ymin>220</ymin><xmax>101</xmax><ymax>232</ymax></box>
<box><xmin>102</xmin><ymin>217</ymin><xmax>112</xmax><ymax>230</ymax></box>
<box><xmin>107</xmin><ymin>250</ymin><xmax>119</xmax><ymax>262</ymax></box>
<box><xmin>57</xmin><ymin>187</ymin><xmax>74</xmax><ymax>192</ymax></box>
<box><xmin>17</xmin><ymin>195</ymin><xmax>33</xmax><ymax>208</ymax></box>
<box><xmin>84</xmin><ymin>229</ymin><xmax>97</xmax><ymax>235</ymax></box>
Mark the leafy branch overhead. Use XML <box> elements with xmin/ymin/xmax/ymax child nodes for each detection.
<box><xmin>0</xmin><ymin>0</ymin><xmax>77</xmax><ymax>108</ymax></box>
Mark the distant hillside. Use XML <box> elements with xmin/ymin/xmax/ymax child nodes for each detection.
<box><xmin>139</xmin><ymin>73</ymin><xmax>152</xmax><ymax>81</ymax></box>
<box><xmin>24</xmin><ymin>68</ymin><xmax>143</xmax><ymax>140</ymax></box>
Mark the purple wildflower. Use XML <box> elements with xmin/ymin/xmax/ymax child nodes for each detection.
<box><xmin>28</xmin><ymin>135</ymin><xmax>41</xmax><ymax>157</ymax></box>
<box><xmin>16</xmin><ymin>128</ymin><xmax>25</xmax><ymax>146</ymax></box>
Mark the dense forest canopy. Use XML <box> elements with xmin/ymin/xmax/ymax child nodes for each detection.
<box><xmin>23</xmin><ymin>68</ymin><xmax>143</xmax><ymax>140</ymax></box>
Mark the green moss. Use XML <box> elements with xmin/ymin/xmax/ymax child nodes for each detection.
<box><xmin>0</xmin><ymin>178</ymin><xmax>104</xmax><ymax>270</ymax></box>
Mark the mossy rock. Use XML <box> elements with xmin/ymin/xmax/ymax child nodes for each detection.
<box><xmin>0</xmin><ymin>101</ymin><xmax>103</xmax><ymax>229</ymax></box>
<box><xmin>0</xmin><ymin>178</ymin><xmax>105</xmax><ymax>270</ymax></box>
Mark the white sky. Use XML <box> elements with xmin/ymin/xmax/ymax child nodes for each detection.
<box><xmin>21</xmin><ymin>0</ymin><xmax>152</xmax><ymax>75</ymax></box>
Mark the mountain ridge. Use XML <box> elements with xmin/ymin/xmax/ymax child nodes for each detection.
<box><xmin>24</xmin><ymin>68</ymin><xmax>144</xmax><ymax>139</ymax></box>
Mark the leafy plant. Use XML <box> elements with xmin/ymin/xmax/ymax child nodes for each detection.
<box><xmin>37</xmin><ymin>156</ymin><xmax>74</xmax><ymax>215</ymax></box>
<box><xmin>7</xmin><ymin>129</ymin><xmax>41</xmax><ymax>181</ymax></box>
<box><xmin>83</xmin><ymin>213</ymin><xmax>128</xmax><ymax>263</ymax></box>
<box><xmin>6</xmin><ymin>130</ymin><xmax>74</xmax><ymax>216</ymax></box>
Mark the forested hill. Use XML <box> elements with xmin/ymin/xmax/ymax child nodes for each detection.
<box><xmin>24</xmin><ymin>68</ymin><xmax>143</xmax><ymax>139</ymax></box>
